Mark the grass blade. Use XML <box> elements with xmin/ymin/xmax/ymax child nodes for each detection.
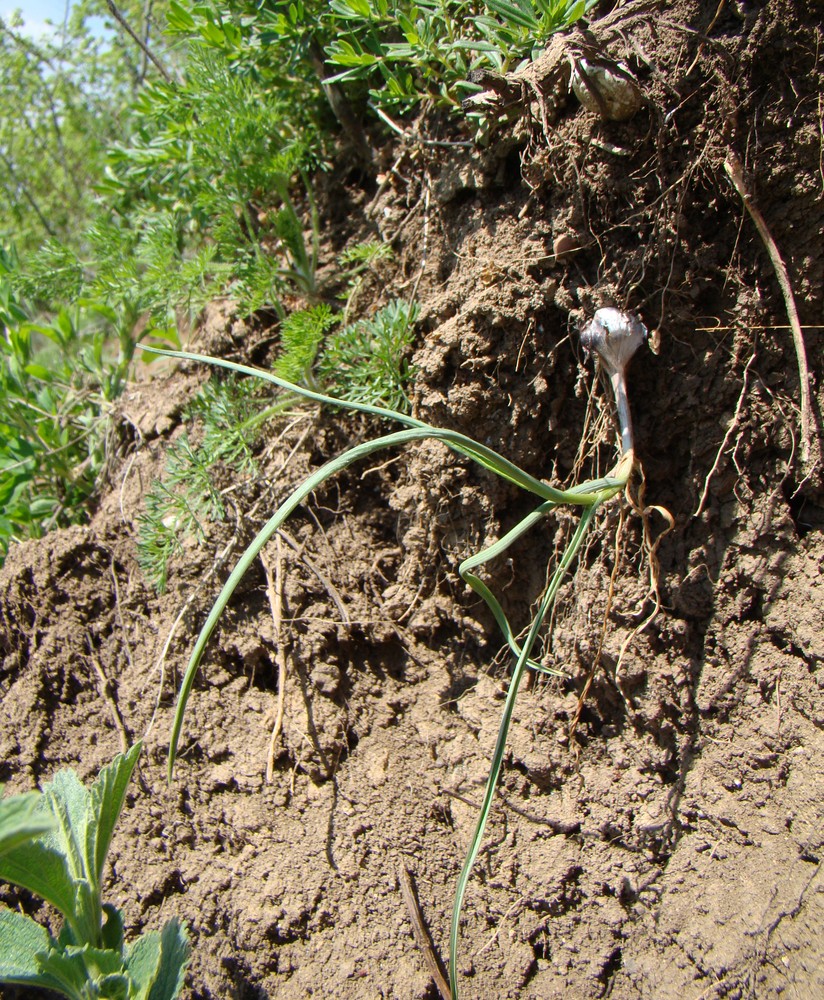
<box><xmin>167</xmin><ymin>426</ymin><xmax>435</xmax><ymax>777</ymax></box>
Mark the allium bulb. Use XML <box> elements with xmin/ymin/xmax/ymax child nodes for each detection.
<box><xmin>571</xmin><ymin>58</ymin><xmax>642</xmax><ymax>122</ymax></box>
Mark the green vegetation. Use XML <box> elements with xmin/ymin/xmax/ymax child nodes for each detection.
<box><xmin>147</xmin><ymin>342</ymin><xmax>636</xmax><ymax>1000</ymax></box>
<box><xmin>324</xmin><ymin>0</ymin><xmax>597</xmax><ymax>108</ymax></box>
<box><xmin>0</xmin><ymin>743</ymin><xmax>190</xmax><ymax>1000</ymax></box>
<box><xmin>137</xmin><ymin>375</ymin><xmax>279</xmax><ymax>592</ymax></box>
<box><xmin>138</xmin><ymin>295</ymin><xmax>417</xmax><ymax>592</ymax></box>
<box><xmin>1</xmin><ymin>0</ymin><xmax>609</xmax><ymax>993</ymax></box>
<box><xmin>1</xmin><ymin>0</ymin><xmax>595</xmax><ymax>552</ymax></box>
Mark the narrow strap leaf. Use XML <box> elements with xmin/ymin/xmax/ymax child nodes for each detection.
<box><xmin>449</xmin><ymin>503</ymin><xmax>599</xmax><ymax>1000</ymax></box>
<box><xmin>458</xmin><ymin>501</ymin><xmax>557</xmax><ymax>673</ymax></box>
<box><xmin>167</xmin><ymin>426</ymin><xmax>431</xmax><ymax>777</ymax></box>
<box><xmin>138</xmin><ymin>346</ymin><xmax>617</xmax><ymax>505</ymax></box>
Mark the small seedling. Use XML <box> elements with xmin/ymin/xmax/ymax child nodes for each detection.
<box><xmin>0</xmin><ymin>743</ymin><xmax>190</xmax><ymax>1000</ymax></box>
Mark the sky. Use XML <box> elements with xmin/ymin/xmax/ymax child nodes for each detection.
<box><xmin>4</xmin><ymin>0</ymin><xmax>75</xmax><ymax>37</ymax></box>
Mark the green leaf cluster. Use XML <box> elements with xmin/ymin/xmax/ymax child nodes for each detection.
<box><xmin>318</xmin><ymin>298</ymin><xmax>419</xmax><ymax>411</ymax></box>
<box><xmin>204</xmin><ymin>0</ymin><xmax>596</xmax><ymax>111</ymax></box>
<box><xmin>0</xmin><ymin>246</ymin><xmax>182</xmax><ymax>559</ymax></box>
<box><xmin>324</xmin><ymin>0</ymin><xmax>598</xmax><ymax>108</ymax></box>
<box><xmin>0</xmin><ymin>744</ymin><xmax>190</xmax><ymax>1000</ymax></box>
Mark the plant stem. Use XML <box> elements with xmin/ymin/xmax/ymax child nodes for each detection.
<box><xmin>610</xmin><ymin>368</ymin><xmax>634</xmax><ymax>455</ymax></box>
<box><xmin>105</xmin><ymin>0</ymin><xmax>172</xmax><ymax>84</ymax></box>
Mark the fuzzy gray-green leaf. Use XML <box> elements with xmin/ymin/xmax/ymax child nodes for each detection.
<box><xmin>0</xmin><ymin>789</ymin><xmax>54</xmax><ymax>856</ymax></box>
<box><xmin>88</xmin><ymin>743</ymin><xmax>142</xmax><ymax>887</ymax></box>
<box><xmin>0</xmin><ymin>908</ymin><xmax>84</xmax><ymax>999</ymax></box>
<box><xmin>126</xmin><ymin>929</ymin><xmax>162</xmax><ymax>1000</ymax></box>
<box><xmin>45</xmin><ymin>770</ymin><xmax>92</xmax><ymax>884</ymax></box>
<box><xmin>147</xmin><ymin>918</ymin><xmax>190</xmax><ymax>1000</ymax></box>
<box><xmin>0</xmin><ymin>835</ymin><xmax>77</xmax><ymax>927</ymax></box>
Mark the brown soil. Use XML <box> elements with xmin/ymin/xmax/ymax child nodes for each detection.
<box><xmin>2</xmin><ymin>2</ymin><xmax>823</xmax><ymax>998</ymax></box>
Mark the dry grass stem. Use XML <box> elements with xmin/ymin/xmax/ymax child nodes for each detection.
<box><xmin>261</xmin><ymin>538</ymin><xmax>288</xmax><ymax>783</ymax></box>
<box><xmin>724</xmin><ymin>151</ymin><xmax>819</xmax><ymax>472</ymax></box>
<box><xmin>398</xmin><ymin>864</ymin><xmax>451</xmax><ymax>1000</ymax></box>
<box><xmin>87</xmin><ymin>646</ymin><xmax>130</xmax><ymax>754</ymax></box>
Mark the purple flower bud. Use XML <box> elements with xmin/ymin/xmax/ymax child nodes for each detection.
<box><xmin>580</xmin><ymin>308</ymin><xmax>647</xmax><ymax>378</ymax></box>
<box><xmin>580</xmin><ymin>309</ymin><xmax>647</xmax><ymax>455</ymax></box>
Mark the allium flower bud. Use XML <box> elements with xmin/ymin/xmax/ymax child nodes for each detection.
<box><xmin>580</xmin><ymin>308</ymin><xmax>647</xmax><ymax>376</ymax></box>
<box><xmin>580</xmin><ymin>308</ymin><xmax>647</xmax><ymax>455</ymax></box>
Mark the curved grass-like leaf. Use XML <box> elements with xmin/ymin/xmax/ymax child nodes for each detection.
<box><xmin>167</xmin><ymin>426</ymin><xmax>445</xmax><ymax>775</ymax></box>
<box><xmin>449</xmin><ymin>501</ymin><xmax>600</xmax><ymax>999</ymax></box>
<box><xmin>138</xmin><ymin>347</ymin><xmax>611</xmax><ymax>506</ymax></box>
<box><xmin>146</xmin><ymin>346</ymin><xmax>615</xmax><ymax>777</ymax></box>
<box><xmin>141</xmin><ymin>345</ymin><xmax>631</xmax><ymax>998</ymax></box>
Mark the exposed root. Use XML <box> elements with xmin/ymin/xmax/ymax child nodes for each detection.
<box><xmin>695</xmin><ymin>347</ymin><xmax>758</xmax><ymax>516</ymax></box>
<box><xmin>569</xmin><ymin>503</ymin><xmax>628</xmax><ymax>742</ymax></box>
<box><xmin>614</xmin><ymin>467</ymin><xmax>674</xmax><ymax>708</ymax></box>
<box><xmin>570</xmin><ymin>459</ymin><xmax>673</xmax><ymax>738</ymax></box>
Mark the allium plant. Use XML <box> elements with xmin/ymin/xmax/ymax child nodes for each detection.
<box><xmin>146</xmin><ymin>307</ymin><xmax>646</xmax><ymax>997</ymax></box>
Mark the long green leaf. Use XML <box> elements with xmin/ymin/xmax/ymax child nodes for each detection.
<box><xmin>167</xmin><ymin>425</ymin><xmax>432</xmax><ymax>776</ymax></box>
<box><xmin>46</xmin><ymin>772</ymin><xmax>91</xmax><ymax>885</ymax></box>
<box><xmin>137</xmin><ymin>347</ymin><xmax>611</xmax><ymax>505</ymax></box>
<box><xmin>485</xmin><ymin>0</ymin><xmax>538</xmax><ymax>29</ymax></box>
<box><xmin>459</xmin><ymin>500</ymin><xmax>558</xmax><ymax>672</ymax></box>
<box><xmin>45</xmin><ymin>774</ymin><xmax>99</xmax><ymax>946</ymax></box>
<box><xmin>148</xmin><ymin>346</ymin><xmax>624</xmax><ymax>775</ymax></box>
<box><xmin>449</xmin><ymin>502</ymin><xmax>600</xmax><ymax>999</ymax></box>
<box><xmin>458</xmin><ymin>473</ymin><xmax>627</xmax><ymax>673</ymax></box>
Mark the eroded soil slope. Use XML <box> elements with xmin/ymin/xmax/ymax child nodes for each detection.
<box><xmin>2</xmin><ymin>1</ymin><xmax>823</xmax><ymax>998</ymax></box>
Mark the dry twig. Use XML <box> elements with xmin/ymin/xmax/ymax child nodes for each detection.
<box><xmin>86</xmin><ymin>644</ymin><xmax>130</xmax><ymax>754</ymax></box>
<box><xmin>398</xmin><ymin>864</ymin><xmax>451</xmax><ymax>1000</ymax></box>
<box><xmin>261</xmin><ymin>539</ymin><xmax>288</xmax><ymax>783</ymax></box>
<box><xmin>724</xmin><ymin>151</ymin><xmax>819</xmax><ymax>473</ymax></box>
